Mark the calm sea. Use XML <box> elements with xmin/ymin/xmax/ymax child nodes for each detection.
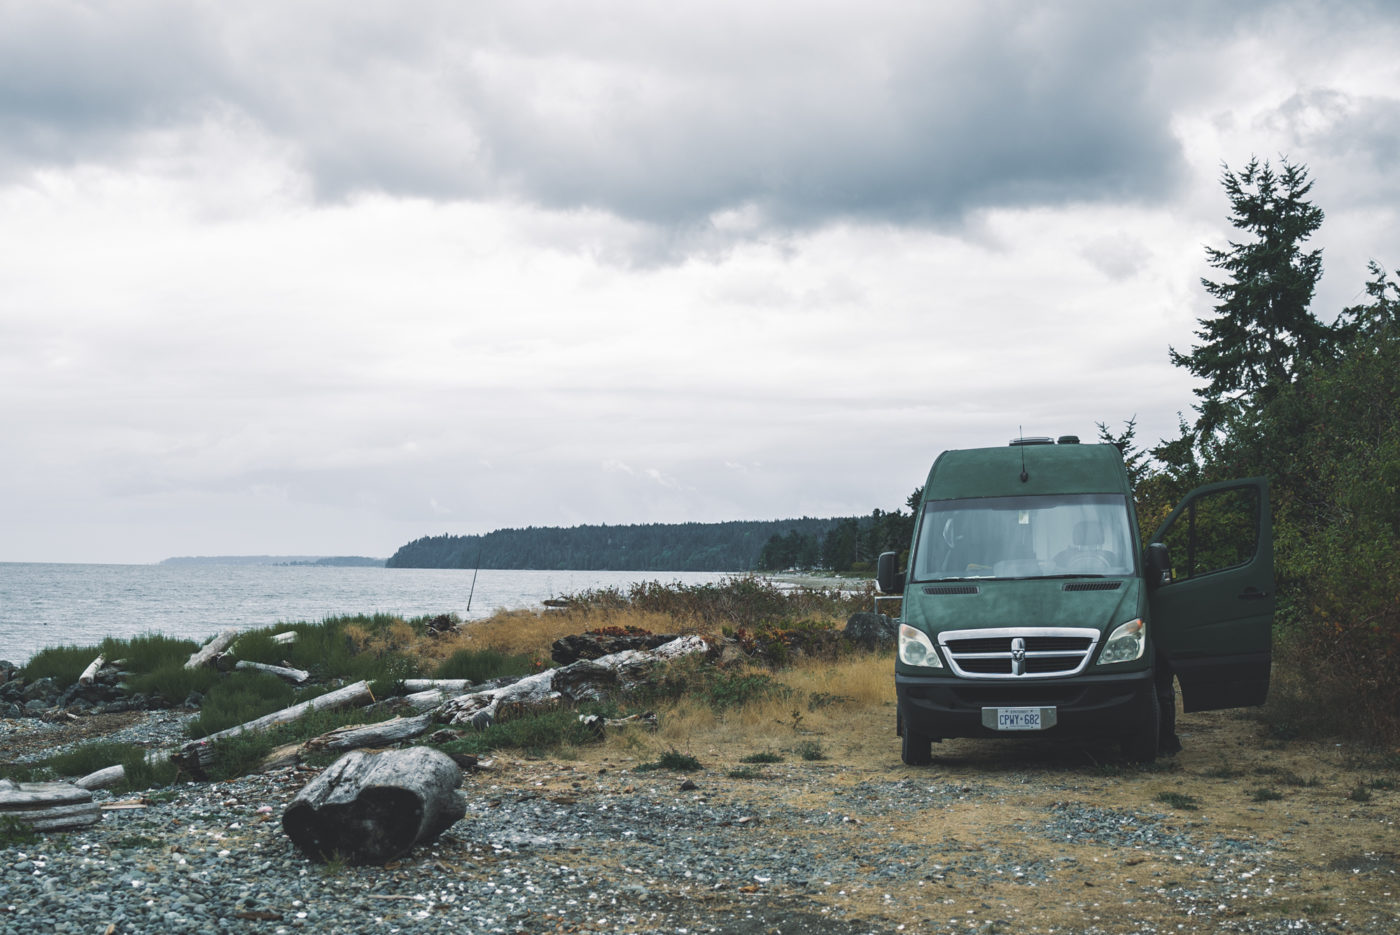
<box><xmin>0</xmin><ymin>563</ymin><xmax>733</xmax><ymax>665</ymax></box>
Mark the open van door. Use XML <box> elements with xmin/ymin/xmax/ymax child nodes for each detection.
<box><xmin>1147</xmin><ymin>478</ymin><xmax>1273</xmax><ymax>712</ymax></box>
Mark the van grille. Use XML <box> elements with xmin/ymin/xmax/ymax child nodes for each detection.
<box><xmin>939</xmin><ymin>627</ymin><xmax>1099</xmax><ymax>679</ymax></box>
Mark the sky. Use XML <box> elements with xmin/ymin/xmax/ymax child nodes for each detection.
<box><xmin>3</xmin><ymin>1</ymin><xmax>1399</xmax><ymax>565</ymax></box>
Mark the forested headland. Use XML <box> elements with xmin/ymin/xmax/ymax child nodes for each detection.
<box><xmin>385</xmin><ymin>513</ymin><xmax>914</xmax><ymax>573</ymax></box>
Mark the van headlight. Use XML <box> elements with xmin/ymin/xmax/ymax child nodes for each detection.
<box><xmin>1096</xmin><ymin>618</ymin><xmax>1146</xmax><ymax>665</ymax></box>
<box><xmin>899</xmin><ymin>624</ymin><xmax>943</xmax><ymax>668</ymax></box>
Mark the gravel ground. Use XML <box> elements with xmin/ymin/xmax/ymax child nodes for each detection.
<box><xmin>3</xmin><ymin>709</ymin><xmax>1398</xmax><ymax>934</ymax></box>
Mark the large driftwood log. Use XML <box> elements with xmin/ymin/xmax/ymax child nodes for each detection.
<box><xmin>282</xmin><ymin>747</ymin><xmax>465</xmax><ymax>864</ymax></box>
<box><xmin>0</xmin><ymin>780</ymin><xmax>101</xmax><ymax>832</ymax></box>
<box><xmin>235</xmin><ymin>660</ymin><xmax>311</xmax><ymax>684</ymax></box>
<box><xmin>302</xmin><ymin>714</ymin><xmax>436</xmax><ymax>754</ymax></box>
<box><xmin>185</xmin><ymin>628</ymin><xmax>239</xmax><ymax>670</ymax></box>
<box><xmin>173</xmin><ymin>680</ymin><xmax>375</xmax><ymax>774</ymax></box>
<box><xmin>435</xmin><ymin>635</ymin><xmax>707</xmax><ymax>729</ymax></box>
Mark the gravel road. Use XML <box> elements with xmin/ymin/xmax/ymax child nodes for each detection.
<box><xmin>3</xmin><ymin>708</ymin><xmax>1397</xmax><ymax>934</ymax></box>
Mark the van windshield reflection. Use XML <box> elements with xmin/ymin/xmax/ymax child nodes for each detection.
<box><xmin>911</xmin><ymin>494</ymin><xmax>1135</xmax><ymax>581</ymax></box>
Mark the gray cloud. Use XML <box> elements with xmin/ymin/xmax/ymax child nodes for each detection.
<box><xmin>0</xmin><ymin>2</ymin><xmax>1257</xmax><ymax>233</ymax></box>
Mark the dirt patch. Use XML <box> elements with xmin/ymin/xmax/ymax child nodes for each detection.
<box><xmin>513</xmin><ymin>702</ymin><xmax>1400</xmax><ymax>933</ymax></box>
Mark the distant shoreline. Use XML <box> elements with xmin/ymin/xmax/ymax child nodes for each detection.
<box><xmin>159</xmin><ymin>555</ymin><xmax>386</xmax><ymax>567</ymax></box>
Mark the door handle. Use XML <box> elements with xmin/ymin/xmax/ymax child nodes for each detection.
<box><xmin>1238</xmin><ymin>587</ymin><xmax>1269</xmax><ymax>600</ymax></box>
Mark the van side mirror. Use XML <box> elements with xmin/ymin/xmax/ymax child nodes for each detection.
<box><xmin>1145</xmin><ymin>542</ymin><xmax>1172</xmax><ymax>588</ymax></box>
<box><xmin>877</xmin><ymin>551</ymin><xmax>906</xmax><ymax>594</ymax></box>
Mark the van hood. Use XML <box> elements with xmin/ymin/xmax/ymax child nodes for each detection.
<box><xmin>903</xmin><ymin>578</ymin><xmax>1141</xmax><ymax>636</ymax></box>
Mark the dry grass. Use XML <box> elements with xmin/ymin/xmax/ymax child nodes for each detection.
<box><xmin>415</xmin><ymin>606</ymin><xmax>723</xmax><ymax>669</ymax></box>
<box><xmin>611</xmin><ymin>652</ymin><xmax>897</xmax><ymax>765</ymax></box>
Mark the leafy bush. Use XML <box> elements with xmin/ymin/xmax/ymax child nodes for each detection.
<box><xmin>187</xmin><ymin>670</ymin><xmax>298</xmax><ymax>738</ymax></box>
<box><xmin>635</xmin><ymin>749</ymin><xmax>702</xmax><ymax>772</ymax></box>
<box><xmin>436</xmin><ymin>706</ymin><xmax>604</xmax><ymax>757</ymax></box>
<box><xmin>562</xmin><ymin>576</ymin><xmax>868</xmax><ymax>630</ymax></box>
<box><xmin>20</xmin><ymin>644</ymin><xmax>102</xmax><ymax>685</ymax></box>
<box><xmin>432</xmin><ymin>648</ymin><xmax>534</xmax><ymax>683</ymax></box>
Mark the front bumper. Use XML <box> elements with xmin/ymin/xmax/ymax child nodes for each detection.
<box><xmin>896</xmin><ymin>666</ymin><xmax>1154</xmax><ymax>741</ymax></box>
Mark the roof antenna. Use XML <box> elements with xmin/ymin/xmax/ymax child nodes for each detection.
<box><xmin>1019</xmin><ymin>426</ymin><xmax>1029</xmax><ymax>483</ymax></box>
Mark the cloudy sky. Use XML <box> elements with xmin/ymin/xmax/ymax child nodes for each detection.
<box><xmin>3</xmin><ymin>1</ymin><xmax>1398</xmax><ymax>564</ymax></box>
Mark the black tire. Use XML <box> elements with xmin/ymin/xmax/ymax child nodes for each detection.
<box><xmin>1121</xmin><ymin>688</ymin><xmax>1160</xmax><ymax>764</ymax></box>
<box><xmin>901</xmin><ymin>726</ymin><xmax>932</xmax><ymax>766</ymax></box>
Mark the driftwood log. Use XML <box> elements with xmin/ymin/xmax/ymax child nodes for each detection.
<box><xmin>185</xmin><ymin>628</ymin><xmax>239</xmax><ymax>670</ymax></box>
<box><xmin>234</xmin><ymin>660</ymin><xmax>311</xmax><ymax>684</ymax></box>
<box><xmin>173</xmin><ymin>680</ymin><xmax>375</xmax><ymax>775</ymax></box>
<box><xmin>0</xmin><ymin>780</ymin><xmax>101</xmax><ymax>832</ymax></box>
<box><xmin>400</xmin><ymin>679</ymin><xmax>473</xmax><ymax>693</ymax></box>
<box><xmin>435</xmin><ymin>636</ymin><xmax>707</xmax><ymax>729</ymax></box>
<box><xmin>302</xmin><ymin>714</ymin><xmax>436</xmax><ymax>754</ymax></box>
<box><xmin>78</xmin><ymin>653</ymin><xmax>106</xmax><ymax>686</ymax></box>
<box><xmin>282</xmin><ymin>747</ymin><xmax>465</xmax><ymax>864</ymax></box>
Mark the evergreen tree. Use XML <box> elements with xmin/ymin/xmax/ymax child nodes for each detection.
<box><xmin>1340</xmin><ymin>259</ymin><xmax>1400</xmax><ymax>345</ymax></box>
<box><xmin>1170</xmin><ymin>158</ymin><xmax>1332</xmax><ymax>440</ymax></box>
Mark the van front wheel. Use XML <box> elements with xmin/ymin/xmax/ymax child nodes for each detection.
<box><xmin>901</xmin><ymin>727</ymin><xmax>932</xmax><ymax>766</ymax></box>
<box><xmin>1121</xmin><ymin>689</ymin><xmax>1160</xmax><ymax>764</ymax></box>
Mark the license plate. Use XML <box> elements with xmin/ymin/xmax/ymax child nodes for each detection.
<box><xmin>983</xmin><ymin>706</ymin><xmax>1053</xmax><ymax>731</ymax></box>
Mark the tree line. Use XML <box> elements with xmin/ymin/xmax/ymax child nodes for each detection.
<box><xmin>386</xmin><ymin>517</ymin><xmax>851</xmax><ymax>572</ymax></box>
<box><xmin>1106</xmin><ymin>157</ymin><xmax>1400</xmax><ymax>742</ymax></box>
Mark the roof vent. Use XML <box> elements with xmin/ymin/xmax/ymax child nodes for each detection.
<box><xmin>1057</xmin><ymin>435</ymin><xmax>1080</xmax><ymax>445</ymax></box>
<box><xmin>1009</xmin><ymin>437</ymin><xmax>1054</xmax><ymax>446</ymax></box>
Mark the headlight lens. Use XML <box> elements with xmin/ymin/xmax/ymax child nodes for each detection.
<box><xmin>1097</xmin><ymin>618</ymin><xmax>1146</xmax><ymax>665</ymax></box>
<box><xmin>898</xmin><ymin>624</ymin><xmax>943</xmax><ymax>668</ymax></box>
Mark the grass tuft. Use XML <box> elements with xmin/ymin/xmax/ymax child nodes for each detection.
<box><xmin>636</xmin><ymin>749</ymin><xmax>703</xmax><ymax>772</ymax></box>
<box><xmin>1155</xmin><ymin>790</ymin><xmax>1201</xmax><ymax>810</ymax></box>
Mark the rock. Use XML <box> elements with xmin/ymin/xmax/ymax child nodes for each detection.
<box><xmin>21</xmin><ymin>677</ymin><xmax>59</xmax><ymax>703</ymax></box>
<box><xmin>843</xmin><ymin>613</ymin><xmax>897</xmax><ymax>650</ymax></box>
<box><xmin>551</xmin><ymin>631</ymin><xmax>679</xmax><ymax>665</ymax></box>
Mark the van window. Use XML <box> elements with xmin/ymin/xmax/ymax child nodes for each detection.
<box><xmin>1159</xmin><ymin>484</ymin><xmax>1260</xmax><ymax>580</ymax></box>
<box><xmin>911</xmin><ymin>494</ymin><xmax>1135</xmax><ymax>581</ymax></box>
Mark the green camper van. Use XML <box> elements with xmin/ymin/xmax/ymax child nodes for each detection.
<box><xmin>878</xmin><ymin>436</ymin><xmax>1273</xmax><ymax>765</ymax></box>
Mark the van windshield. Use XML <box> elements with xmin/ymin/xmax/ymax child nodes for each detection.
<box><xmin>911</xmin><ymin>494</ymin><xmax>1135</xmax><ymax>581</ymax></box>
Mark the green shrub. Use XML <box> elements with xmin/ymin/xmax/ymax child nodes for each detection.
<box><xmin>45</xmin><ymin>742</ymin><xmax>131</xmax><ymax>778</ymax></box>
<box><xmin>636</xmin><ymin>749</ymin><xmax>702</xmax><ymax>772</ymax></box>
<box><xmin>436</xmin><ymin>706</ymin><xmax>602</xmax><ymax>757</ymax></box>
<box><xmin>563</xmin><ymin>576</ymin><xmax>868</xmax><ymax>630</ymax></box>
<box><xmin>794</xmin><ymin>740</ymin><xmax>827</xmax><ymax>761</ymax></box>
<box><xmin>1155</xmin><ymin>791</ymin><xmax>1201</xmax><ymax>810</ymax></box>
<box><xmin>187</xmin><ymin>670</ymin><xmax>298</xmax><ymax>738</ymax></box>
<box><xmin>706</xmin><ymin>671</ymin><xmax>788</xmax><ymax>710</ymax></box>
<box><xmin>432</xmin><ymin>648</ymin><xmax>534</xmax><ymax>683</ymax></box>
<box><xmin>20</xmin><ymin>644</ymin><xmax>101</xmax><ymax>685</ymax></box>
<box><xmin>740</xmin><ymin>751</ymin><xmax>783</xmax><ymax>764</ymax></box>
<box><xmin>0</xmin><ymin>816</ymin><xmax>38</xmax><ymax>847</ymax></box>
<box><xmin>99</xmin><ymin>633</ymin><xmax>197</xmax><ymax>672</ymax></box>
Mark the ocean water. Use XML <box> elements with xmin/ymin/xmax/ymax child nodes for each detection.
<box><xmin>0</xmin><ymin>563</ymin><xmax>732</xmax><ymax>665</ymax></box>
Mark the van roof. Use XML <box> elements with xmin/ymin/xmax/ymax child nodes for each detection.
<box><xmin>925</xmin><ymin>443</ymin><xmax>1129</xmax><ymax>500</ymax></box>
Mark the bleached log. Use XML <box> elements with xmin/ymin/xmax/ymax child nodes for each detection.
<box><xmin>282</xmin><ymin>747</ymin><xmax>465</xmax><ymax>864</ymax></box>
<box><xmin>400</xmin><ymin>679</ymin><xmax>474</xmax><ymax>693</ymax></box>
<box><xmin>74</xmin><ymin>749</ymin><xmax>172</xmax><ymax>790</ymax></box>
<box><xmin>235</xmin><ymin>660</ymin><xmax>311</xmax><ymax>684</ymax></box>
<box><xmin>74</xmin><ymin>765</ymin><xmax>125</xmax><ymax>791</ymax></box>
<box><xmin>303</xmin><ymin>713</ymin><xmax>436</xmax><ymax>753</ymax></box>
<box><xmin>185</xmin><ymin>628</ymin><xmax>240</xmax><ymax>670</ymax></box>
<box><xmin>435</xmin><ymin>636</ymin><xmax>708</xmax><ymax>729</ymax></box>
<box><xmin>78</xmin><ymin>653</ymin><xmax>106</xmax><ymax>686</ymax></box>
<box><xmin>173</xmin><ymin>680</ymin><xmax>375</xmax><ymax>774</ymax></box>
<box><xmin>272</xmin><ymin>631</ymin><xmax>299</xmax><ymax>645</ymax></box>
<box><xmin>0</xmin><ymin>780</ymin><xmax>101</xmax><ymax>832</ymax></box>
